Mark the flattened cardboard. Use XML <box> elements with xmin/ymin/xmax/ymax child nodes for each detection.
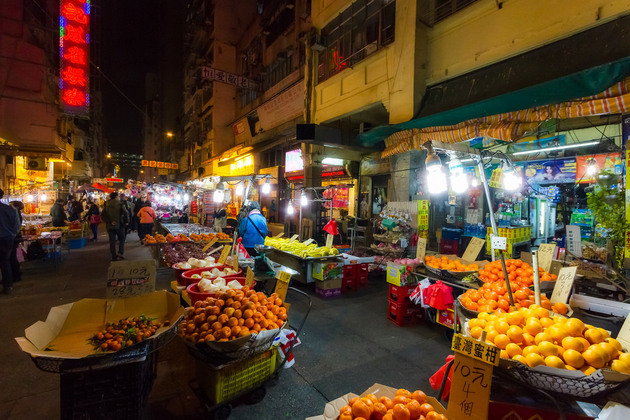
<box><xmin>305</xmin><ymin>383</ymin><xmax>447</xmax><ymax>420</ymax></box>
<box><xmin>16</xmin><ymin>290</ymin><xmax>184</xmax><ymax>360</ymax></box>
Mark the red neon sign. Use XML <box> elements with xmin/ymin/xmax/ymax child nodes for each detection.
<box><xmin>60</xmin><ymin>0</ymin><xmax>90</xmax><ymax>115</ymax></box>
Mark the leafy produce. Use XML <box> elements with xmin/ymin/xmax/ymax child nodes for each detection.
<box><xmin>425</xmin><ymin>255</ymin><xmax>478</xmax><ymax>272</ymax></box>
<box><xmin>460</xmin><ymin>280</ymin><xmax>563</xmax><ymax>314</ymax></box>
<box><xmin>89</xmin><ymin>315</ymin><xmax>169</xmax><ymax>352</ymax></box>
<box><xmin>469</xmin><ymin>306</ymin><xmax>630</xmax><ymax>374</ymax></box>
<box><xmin>338</xmin><ymin>388</ymin><xmax>447</xmax><ymax>420</ymax></box>
<box><xmin>477</xmin><ymin>259</ymin><xmax>556</xmax><ymax>287</ymax></box>
<box><xmin>264</xmin><ymin>237</ymin><xmax>339</xmax><ymax>257</ymax></box>
<box><xmin>178</xmin><ymin>287</ymin><xmax>287</xmax><ymax>343</ymax></box>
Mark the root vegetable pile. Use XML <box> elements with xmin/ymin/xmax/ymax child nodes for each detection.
<box><xmin>178</xmin><ymin>287</ymin><xmax>287</xmax><ymax>343</ymax></box>
<box><xmin>89</xmin><ymin>315</ymin><xmax>169</xmax><ymax>352</ymax></box>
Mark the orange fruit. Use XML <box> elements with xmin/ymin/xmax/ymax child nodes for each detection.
<box><xmin>411</xmin><ymin>390</ymin><xmax>427</xmax><ymax>404</ymax></box>
<box><xmin>564</xmin><ymin>318</ymin><xmax>585</xmax><ymax>337</ymax></box>
<box><xmin>470</xmin><ymin>326</ymin><xmax>483</xmax><ymax>339</ymax></box>
<box><xmin>532</xmin><ymin>306</ymin><xmax>550</xmax><ymax>319</ymax></box>
<box><xmin>619</xmin><ymin>352</ymin><xmax>630</xmax><ymax>364</ymax></box>
<box><xmin>611</xmin><ymin>359</ymin><xmax>630</xmax><ymax>374</ymax></box>
<box><xmin>539</xmin><ymin>341</ymin><xmax>560</xmax><ymax>358</ymax></box>
<box><xmin>494</xmin><ymin>320</ymin><xmax>510</xmax><ymax>334</ymax></box>
<box><xmin>582</xmin><ymin>348</ymin><xmax>606</xmax><ymax>369</ymax></box>
<box><xmin>507</xmin><ymin>325</ymin><xmax>524</xmax><ymax>344</ymax></box>
<box><xmin>393</xmin><ymin>395</ymin><xmax>410</xmax><ymax>406</ymax></box>
<box><xmin>562</xmin><ymin>349</ymin><xmax>585</xmax><ymax>369</ymax></box>
<box><xmin>372</xmin><ymin>402</ymin><xmax>388</xmax><ymax>420</ymax></box>
<box><xmin>545</xmin><ymin>355</ymin><xmax>566</xmax><ymax>369</ymax></box>
<box><xmin>365</xmin><ymin>394</ymin><xmax>379</xmax><ymax>405</ymax></box>
<box><xmin>584</xmin><ymin>328</ymin><xmax>605</xmax><ymax>345</ymax></box>
<box><xmin>351</xmin><ymin>399</ymin><xmax>372</xmax><ymax>419</ymax></box>
<box><xmin>522</xmin><ymin>345</ymin><xmax>540</xmax><ymax>357</ymax></box>
<box><xmin>535</xmin><ymin>332</ymin><xmax>553</xmax><ymax>345</ymax></box>
<box><xmin>512</xmin><ymin>354</ymin><xmax>528</xmax><ymax>365</ymax></box>
<box><xmin>562</xmin><ymin>336</ymin><xmax>587</xmax><ymax>353</ymax></box>
<box><xmin>506</xmin><ymin>343</ymin><xmax>523</xmax><ymax>358</ymax></box>
<box><xmin>540</xmin><ymin>317</ymin><xmax>554</xmax><ymax>328</ymax></box>
<box><xmin>552</xmin><ymin>302</ymin><xmax>568</xmax><ymax>315</ymax></box>
<box><xmin>405</xmin><ymin>400</ymin><xmax>422</xmax><ymax>419</ymax></box>
<box><xmin>596</xmin><ymin>328</ymin><xmax>611</xmax><ymax>339</ymax></box>
<box><xmin>524</xmin><ymin>319</ymin><xmax>543</xmax><ymax>336</ymax></box>
<box><xmin>581</xmin><ymin>366</ymin><xmax>597</xmax><ymax>375</ymax></box>
<box><xmin>392</xmin><ymin>403</ymin><xmax>411</xmax><ymax>420</ymax></box>
<box><xmin>380</xmin><ymin>396</ymin><xmax>394</xmax><ymax>410</ymax></box>
<box><xmin>395</xmin><ymin>389</ymin><xmax>412</xmax><ymax>397</ymax></box>
<box><xmin>506</xmin><ymin>311</ymin><xmax>524</xmax><ymax>326</ymax></box>
<box><xmin>595</xmin><ymin>342</ymin><xmax>617</xmax><ymax>362</ymax></box>
<box><xmin>606</xmin><ymin>338</ymin><xmax>623</xmax><ymax>353</ymax></box>
<box><xmin>500</xmin><ymin>349</ymin><xmax>509</xmax><ymax>359</ymax></box>
<box><xmin>525</xmin><ymin>353</ymin><xmax>545</xmax><ymax>367</ymax></box>
<box><xmin>547</xmin><ymin>324</ymin><xmax>569</xmax><ymax>344</ymax></box>
<box><xmin>419</xmin><ymin>403</ymin><xmax>435</xmax><ymax>416</ymax></box>
<box><xmin>493</xmin><ymin>334</ymin><xmax>511</xmax><ymax>350</ymax></box>
<box><xmin>522</xmin><ymin>333</ymin><xmax>536</xmax><ymax>346</ymax></box>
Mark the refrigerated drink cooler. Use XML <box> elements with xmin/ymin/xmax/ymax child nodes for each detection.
<box><xmin>529</xmin><ymin>197</ymin><xmax>556</xmax><ymax>245</ymax></box>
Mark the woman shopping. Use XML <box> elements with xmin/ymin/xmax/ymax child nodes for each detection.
<box><xmin>84</xmin><ymin>200</ymin><xmax>101</xmax><ymax>242</ymax></box>
<box><xmin>137</xmin><ymin>201</ymin><xmax>157</xmax><ymax>243</ymax></box>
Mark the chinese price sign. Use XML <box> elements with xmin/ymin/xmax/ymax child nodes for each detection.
<box><xmin>446</xmin><ymin>353</ymin><xmax>493</xmax><ymax>420</ymax></box>
<box><xmin>488</xmin><ymin>168</ymin><xmax>503</xmax><ymax>188</ymax></box>
<box><xmin>451</xmin><ymin>333</ymin><xmax>500</xmax><ymax>366</ymax></box>
<box><xmin>217</xmin><ymin>245</ymin><xmax>232</xmax><ymax>265</ymax></box>
<box><xmin>60</xmin><ymin>0</ymin><xmax>90</xmax><ymax>115</ymax></box>
<box><xmin>274</xmin><ymin>270</ymin><xmax>291</xmax><ymax>301</ymax></box>
<box><xmin>537</xmin><ymin>243</ymin><xmax>557</xmax><ymax>272</ymax></box>
<box><xmin>107</xmin><ymin>260</ymin><xmax>156</xmax><ymax>299</ymax></box>
<box><xmin>550</xmin><ymin>266</ymin><xmax>577</xmax><ymax>304</ymax></box>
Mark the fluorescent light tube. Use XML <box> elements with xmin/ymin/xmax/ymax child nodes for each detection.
<box><xmin>512</xmin><ymin>141</ymin><xmax>599</xmax><ymax>156</ymax></box>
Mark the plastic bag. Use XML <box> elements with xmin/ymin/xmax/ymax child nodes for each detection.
<box><xmin>429</xmin><ymin>355</ymin><xmax>454</xmax><ymax>401</ymax></box>
<box><xmin>16</xmin><ymin>244</ymin><xmax>26</xmax><ymax>263</ymax></box>
<box><xmin>273</xmin><ymin>329</ymin><xmax>301</xmax><ymax>368</ymax></box>
<box><xmin>424</xmin><ymin>281</ymin><xmax>454</xmax><ymax>310</ymax></box>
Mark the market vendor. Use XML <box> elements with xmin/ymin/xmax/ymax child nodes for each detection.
<box><xmin>50</xmin><ymin>198</ymin><xmax>68</xmax><ymax>227</ymax></box>
<box><xmin>237</xmin><ymin>201</ymin><xmax>268</xmax><ymax>256</ymax></box>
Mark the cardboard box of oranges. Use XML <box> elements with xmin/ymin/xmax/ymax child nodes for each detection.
<box><xmin>305</xmin><ymin>383</ymin><xmax>447</xmax><ymax>420</ymax></box>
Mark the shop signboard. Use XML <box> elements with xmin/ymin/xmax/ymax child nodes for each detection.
<box><xmin>576</xmin><ymin>153</ymin><xmax>623</xmax><ymax>183</ymax></box>
<box><xmin>285</xmin><ymin>149</ymin><xmax>303</xmax><ymax>172</ymax></box>
<box><xmin>566</xmin><ymin>225</ymin><xmax>582</xmax><ymax>257</ymax></box>
<box><xmin>60</xmin><ymin>0</ymin><xmax>90</xmax><ymax>116</ymax></box>
<box><xmin>257</xmin><ymin>82</ymin><xmax>305</xmax><ymax>131</ymax></box>
<box><xmin>520</xmin><ymin>158</ymin><xmax>576</xmax><ymax>184</ymax></box>
<box><xmin>190</xmin><ymin>200</ymin><xmax>198</xmax><ymax>215</ymax></box>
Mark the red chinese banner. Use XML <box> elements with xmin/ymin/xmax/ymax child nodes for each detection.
<box><xmin>60</xmin><ymin>0</ymin><xmax>90</xmax><ymax>115</ymax></box>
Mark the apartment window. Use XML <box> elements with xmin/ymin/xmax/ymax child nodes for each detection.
<box><xmin>419</xmin><ymin>0</ymin><xmax>480</xmax><ymax>26</ymax></box>
<box><xmin>318</xmin><ymin>0</ymin><xmax>396</xmax><ymax>83</ymax></box>
<box><xmin>263</xmin><ymin>53</ymin><xmax>294</xmax><ymax>91</ymax></box>
<box><xmin>241</xmin><ymin>89</ymin><xmax>259</xmax><ymax>107</ymax></box>
<box><xmin>202</xmin><ymin>113</ymin><xmax>213</xmax><ymax>134</ymax></box>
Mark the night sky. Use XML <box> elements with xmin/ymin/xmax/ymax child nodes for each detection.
<box><xmin>100</xmin><ymin>1</ymin><xmax>161</xmax><ymax>154</ymax></box>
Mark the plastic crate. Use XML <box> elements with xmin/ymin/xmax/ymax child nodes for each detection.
<box><xmin>60</xmin><ymin>353</ymin><xmax>156</xmax><ymax>420</ymax></box>
<box><xmin>196</xmin><ymin>348</ymin><xmax>277</xmax><ymax>405</ymax></box>
<box><xmin>356</xmin><ymin>272</ymin><xmax>368</xmax><ymax>288</ymax></box>
<box><xmin>388</xmin><ymin>284</ymin><xmax>414</xmax><ymax>303</ymax></box>
<box><xmin>343</xmin><ymin>265</ymin><xmax>357</xmax><ymax>278</ymax></box>
<box><xmin>69</xmin><ymin>237</ymin><xmax>87</xmax><ymax>249</ymax></box>
<box><xmin>387</xmin><ymin>299</ymin><xmax>419</xmax><ymax>327</ymax></box>
<box><xmin>342</xmin><ymin>275</ymin><xmax>356</xmax><ymax>293</ymax></box>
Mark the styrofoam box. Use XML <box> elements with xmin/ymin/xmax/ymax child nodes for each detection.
<box><xmin>340</xmin><ymin>253</ymin><xmax>375</xmax><ymax>265</ymax></box>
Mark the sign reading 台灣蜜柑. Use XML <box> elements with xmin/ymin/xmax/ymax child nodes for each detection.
<box><xmin>451</xmin><ymin>333</ymin><xmax>500</xmax><ymax>366</ymax></box>
<box><xmin>107</xmin><ymin>260</ymin><xmax>156</xmax><ymax>299</ymax></box>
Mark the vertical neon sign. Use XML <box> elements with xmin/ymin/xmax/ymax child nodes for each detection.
<box><xmin>60</xmin><ymin>0</ymin><xmax>90</xmax><ymax>115</ymax></box>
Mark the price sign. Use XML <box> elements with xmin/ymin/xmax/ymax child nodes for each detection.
<box><xmin>217</xmin><ymin>245</ymin><xmax>232</xmax><ymax>265</ymax></box>
<box><xmin>288</xmin><ymin>234</ymin><xmax>299</xmax><ymax>243</ymax></box>
<box><xmin>617</xmin><ymin>314</ymin><xmax>630</xmax><ymax>351</ymax></box>
<box><xmin>566</xmin><ymin>225</ymin><xmax>582</xmax><ymax>257</ymax></box>
<box><xmin>462</xmin><ymin>237</ymin><xmax>485</xmax><ymax>262</ymax></box>
<box><xmin>416</xmin><ymin>237</ymin><xmax>427</xmax><ymax>262</ymax></box>
<box><xmin>451</xmin><ymin>333</ymin><xmax>500</xmax><ymax>366</ymax></box>
<box><xmin>447</xmin><ymin>352</ymin><xmax>493</xmax><ymax>420</ymax></box>
<box><xmin>107</xmin><ymin>260</ymin><xmax>156</xmax><ymax>299</ymax></box>
<box><xmin>232</xmin><ymin>252</ymin><xmax>239</xmax><ymax>271</ymax></box>
<box><xmin>537</xmin><ymin>243</ymin><xmax>556</xmax><ymax>272</ymax></box>
<box><xmin>273</xmin><ymin>232</ymin><xmax>284</xmax><ymax>238</ymax></box>
<box><xmin>274</xmin><ymin>270</ymin><xmax>291</xmax><ymax>301</ymax></box>
<box><xmin>550</xmin><ymin>266</ymin><xmax>577</xmax><ymax>304</ymax></box>
<box><xmin>303</xmin><ymin>238</ymin><xmax>315</xmax><ymax>246</ymax></box>
<box><xmin>202</xmin><ymin>237</ymin><xmax>218</xmax><ymax>252</ymax></box>
<box><xmin>245</xmin><ymin>267</ymin><xmax>255</xmax><ymax>286</ymax></box>
<box><xmin>326</xmin><ymin>234</ymin><xmax>334</xmax><ymax>248</ymax></box>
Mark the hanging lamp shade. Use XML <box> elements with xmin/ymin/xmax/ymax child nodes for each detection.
<box><xmin>323</xmin><ymin>218</ymin><xmax>339</xmax><ymax>235</ymax></box>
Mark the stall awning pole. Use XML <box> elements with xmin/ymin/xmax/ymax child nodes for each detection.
<box><xmin>476</xmin><ymin>157</ymin><xmax>515</xmax><ymax>307</ymax></box>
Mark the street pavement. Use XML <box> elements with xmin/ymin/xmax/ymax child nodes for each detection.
<box><xmin>0</xmin><ymin>227</ymin><xmax>454</xmax><ymax>419</ymax></box>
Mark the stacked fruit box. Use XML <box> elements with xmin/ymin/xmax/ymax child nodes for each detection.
<box><xmin>387</xmin><ymin>283</ymin><xmax>420</xmax><ymax>326</ymax></box>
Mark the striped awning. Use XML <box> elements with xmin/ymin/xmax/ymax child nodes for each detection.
<box><xmin>381</xmin><ymin>77</ymin><xmax>630</xmax><ymax>158</ymax></box>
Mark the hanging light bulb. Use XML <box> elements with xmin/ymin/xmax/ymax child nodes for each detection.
<box><xmin>213</xmin><ymin>186</ymin><xmax>225</xmax><ymax>203</ymax></box>
<box><xmin>287</xmin><ymin>201</ymin><xmax>295</xmax><ymax>215</ymax></box>
<box><xmin>40</xmin><ymin>193</ymin><xmax>48</xmax><ymax>202</ymax></box>
<box><xmin>424</xmin><ymin>142</ymin><xmax>447</xmax><ymax>194</ymax></box>
<box><xmin>585</xmin><ymin>160</ymin><xmax>599</xmax><ymax>176</ymax></box>
<box><xmin>448</xmin><ymin>157</ymin><xmax>468</xmax><ymax>194</ymax></box>
<box><xmin>300</xmin><ymin>190</ymin><xmax>308</xmax><ymax>206</ymax></box>
<box><xmin>26</xmin><ymin>194</ymin><xmax>34</xmax><ymax>203</ymax></box>
<box><xmin>471</xmin><ymin>176</ymin><xmax>479</xmax><ymax>187</ymax></box>
<box><xmin>235</xmin><ymin>182</ymin><xmax>244</xmax><ymax>196</ymax></box>
<box><xmin>502</xmin><ymin>162</ymin><xmax>522</xmax><ymax>191</ymax></box>
<box><xmin>262</xmin><ymin>178</ymin><xmax>271</xmax><ymax>194</ymax></box>
<box><xmin>184</xmin><ymin>193</ymin><xmax>190</xmax><ymax>201</ymax></box>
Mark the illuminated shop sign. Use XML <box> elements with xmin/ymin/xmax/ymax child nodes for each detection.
<box><xmin>285</xmin><ymin>149</ymin><xmax>303</xmax><ymax>172</ymax></box>
<box><xmin>60</xmin><ymin>0</ymin><xmax>90</xmax><ymax>115</ymax></box>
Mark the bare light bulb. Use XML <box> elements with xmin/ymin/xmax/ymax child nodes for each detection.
<box><xmin>235</xmin><ymin>182</ymin><xmax>244</xmax><ymax>196</ymax></box>
<box><xmin>300</xmin><ymin>191</ymin><xmax>308</xmax><ymax>206</ymax></box>
<box><xmin>262</xmin><ymin>178</ymin><xmax>270</xmax><ymax>194</ymax></box>
<box><xmin>287</xmin><ymin>201</ymin><xmax>294</xmax><ymax>215</ymax></box>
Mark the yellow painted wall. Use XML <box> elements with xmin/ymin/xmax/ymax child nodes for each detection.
<box><xmin>427</xmin><ymin>0</ymin><xmax>630</xmax><ymax>84</ymax></box>
<box><xmin>312</xmin><ymin>0</ymin><xmax>419</xmax><ymax>125</ymax></box>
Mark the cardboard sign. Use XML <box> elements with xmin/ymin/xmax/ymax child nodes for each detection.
<box><xmin>288</xmin><ymin>234</ymin><xmax>299</xmax><ymax>243</ymax></box>
<box><xmin>303</xmin><ymin>238</ymin><xmax>315</xmax><ymax>246</ymax></box>
<box><xmin>462</xmin><ymin>237</ymin><xmax>485</xmax><ymax>262</ymax></box>
<box><xmin>326</xmin><ymin>234</ymin><xmax>334</xmax><ymax>248</ymax></box>
<box><xmin>217</xmin><ymin>245</ymin><xmax>232</xmax><ymax>265</ymax></box>
<box><xmin>273</xmin><ymin>232</ymin><xmax>284</xmax><ymax>238</ymax></box>
<box><xmin>107</xmin><ymin>260</ymin><xmax>156</xmax><ymax>299</ymax></box>
<box><xmin>202</xmin><ymin>237</ymin><xmax>218</xmax><ymax>252</ymax></box>
<box><xmin>537</xmin><ymin>243</ymin><xmax>556</xmax><ymax>272</ymax></box>
<box><xmin>550</xmin><ymin>266</ymin><xmax>577</xmax><ymax>304</ymax></box>
<box><xmin>617</xmin><ymin>315</ymin><xmax>630</xmax><ymax>352</ymax></box>
<box><xmin>452</xmin><ymin>333</ymin><xmax>500</xmax><ymax>366</ymax></box>
<box><xmin>275</xmin><ymin>270</ymin><xmax>291</xmax><ymax>301</ymax></box>
<box><xmin>566</xmin><ymin>225</ymin><xmax>582</xmax><ymax>257</ymax></box>
<box><xmin>416</xmin><ymin>237</ymin><xmax>427</xmax><ymax>262</ymax></box>
<box><xmin>447</xmin><ymin>353</ymin><xmax>493</xmax><ymax>420</ymax></box>
<box><xmin>232</xmin><ymin>252</ymin><xmax>239</xmax><ymax>271</ymax></box>
<box><xmin>245</xmin><ymin>267</ymin><xmax>255</xmax><ymax>287</ymax></box>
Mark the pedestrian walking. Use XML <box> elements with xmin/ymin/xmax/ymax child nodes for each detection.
<box><xmin>50</xmin><ymin>198</ymin><xmax>68</xmax><ymax>227</ymax></box>
<box><xmin>84</xmin><ymin>200</ymin><xmax>101</xmax><ymax>242</ymax></box>
<box><xmin>9</xmin><ymin>200</ymin><xmax>24</xmax><ymax>284</ymax></box>
<box><xmin>0</xmin><ymin>189</ymin><xmax>21</xmax><ymax>294</ymax></box>
<box><xmin>101</xmin><ymin>192</ymin><xmax>129</xmax><ymax>261</ymax></box>
<box><xmin>137</xmin><ymin>201</ymin><xmax>157</xmax><ymax>243</ymax></box>
<box><xmin>132</xmin><ymin>198</ymin><xmax>143</xmax><ymax>232</ymax></box>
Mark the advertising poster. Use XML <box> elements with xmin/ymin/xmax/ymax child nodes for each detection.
<box><xmin>322</xmin><ymin>187</ymin><xmax>349</xmax><ymax>209</ymax></box>
<box><xmin>575</xmin><ymin>153</ymin><xmax>622</xmax><ymax>183</ymax></box>
<box><xmin>521</xmin><ymin>158</ymin><xmax>576</xmax><ymax>184</ymax></box>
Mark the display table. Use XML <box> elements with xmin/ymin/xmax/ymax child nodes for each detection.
<box><xmin>263</xmin><ymin>248</ymin><xmax>340</xmax><ymax>284</ymax></box>
<box><xmin>22</xmin><ymin>231</ymin><xmax>63</xmax><ymax>268</ymax></box>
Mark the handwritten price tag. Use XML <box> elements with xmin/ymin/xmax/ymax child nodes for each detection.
<box><xmin>550</xmin><ymin>266</ymin><xmax>577</xmax><ymax>304</ymax></box>
<box><xmin>202</xmin><ymin>237</ymin><xmax>218</xmax><ymax>252</ymax></box>
<box><xmin>217</xmin><ymin>245</ymin><xmax>231</xmax><ymax>265</ymax></box>
<box><xmin>274</xmin><ymin>270</ymin><xmax>291</xmax><ymax>301</ymax></box>
<box><xmin>326</xmin><ymin>234</ymin><xmax>334</xmax><ymax>248</ymax></box>
<box><xmin>245</xmin><ymin>267</ymin><xmax>254</xmax><ymax>287</ymax></box>
<box><xmin>232</xmin><ymin>252</ymin><xmax>239</xmax><ymax>271</ymax></box>
<box><xmin>288</xmin><ymin>234</ymin><xmax>299</xmax><ymax>243</ymax></box>
<box><xmin>537</xmin><ymin>243</ymin><xmax>556</xmax><ymax>272</ymax></box>
<box><xmin>416</xmin><ymin>237</ymin><xmax>427</xmax><ymax>262</ymax></box>
<box><xmin>303</xmin><ymin>238</ymin><xmax>315</xmax><ymax>246</ymax></box>
<box><xmin>107</xmin><ymin>260</ymin><xmax>156</xmax><ymax>299</ymax></box>
<box><xmin>274</xmin><ymin>232</ymin><xmax>284</xmax><ymax>238</ymax></box>
<box><xmin>447</xmin><ymin>352</ymin><xmax>492</xmax><ymax>420</ymax></box>
<box><xmin>462</xmin><ymin>237</ymin><xmax>485</xmax><ymax>262</ymax></box>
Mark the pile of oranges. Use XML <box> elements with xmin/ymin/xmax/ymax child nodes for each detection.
<box><xmin>460</xmin><ymin>280</ymin><xmax>566</xmax><ymax>314</ymax></box>
<box><xmin>478</xmin><ymin>259</ymin><xmax>557</xmax><ymax>287</ymax></box>
<box><xmin>338</xmin><ymin>389</ymin><xmax>447</xmax><ymax>420</ymax></box>
<box><xmin>468</xmin><ymin>305</ymin><xmax>630</xmax><ymax>374</ymax></box>
<box><xmin>424</xmin><ymin>255</ymin><xmax>478</xmax><ymax>272</ymax></box>
<box><xmin>178</xmin><ymin>287</ymin><xmax>287</xmax><ymax>343</ymax></box>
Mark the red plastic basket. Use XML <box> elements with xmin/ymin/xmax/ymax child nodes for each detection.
<box><xmin>388</xmin><ymin>299</ymin><xmax>419</xmax><ymax>326</ymax></box>
<box><xmin>186</xmin><ymin>277</ymin><xmax>256</xmax><ymax>304</ymax></box>
<box><xmin>388</xmin><ymin>284</ymin><xmax>413</xmax><ymax>303</ymax></box>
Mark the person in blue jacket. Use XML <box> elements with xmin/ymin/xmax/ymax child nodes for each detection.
<box><xmin>238</xmin><ymin>201</ymin><xmax>268</xmax><ymax>254</ymax></box>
